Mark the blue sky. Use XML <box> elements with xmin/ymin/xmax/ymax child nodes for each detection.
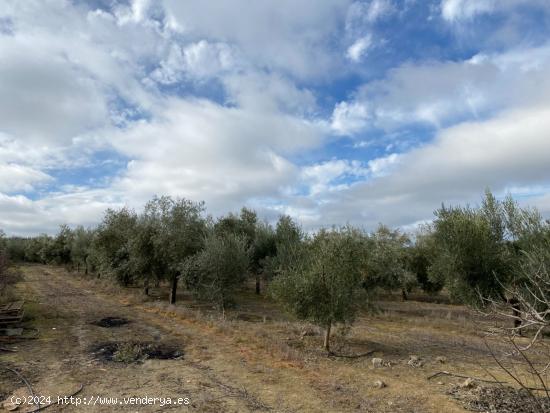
<box><xmin>1</xmin><ymin>0</ymin><xmax>550</xmax><ymax>235</ymax></box>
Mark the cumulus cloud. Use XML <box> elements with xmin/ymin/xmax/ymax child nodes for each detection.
<box><xmin>313</xmin><ymin>105</ymin><xmax>550</xmax><ymax>229</ymax></box>
<box><xmin>332</xmin><ymin>43</ymin><xmax>550</xmax><ymax>133</ymax></box>
<box><xmin>161</xmin><ymin>0</ymin><xmax>350</xmax><ymax>79</ymax></box>
<box><xmin>223</xmin><ymin>73</ymin><xmax>317</xmax><ymax>115</ymax></box>
<box><xmin>1</xmin><ymin>0</ymin><xmax>550</xmax><ymax>237</ymax></box>
<box><xmin>106</xmin><ymin>98</ymin><xmax>327</xmax><ymax>214</ymax></box>
<box><xmin>0</xmin><ymin>164</ymin><xmax>52</xmax><ymax>193</ymax></box>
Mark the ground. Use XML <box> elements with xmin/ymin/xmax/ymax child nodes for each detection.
<box><xmin>0</xmin><ymin>265</ymin><xmax>546</xmax><ymax>412</ymax></box>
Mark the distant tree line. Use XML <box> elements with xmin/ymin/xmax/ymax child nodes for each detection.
<box><xmin>2</xmin><ymin>190</ymin><xmax>550</xmax><ymax>351</ymax></box>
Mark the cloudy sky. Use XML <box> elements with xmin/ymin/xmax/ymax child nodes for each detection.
<box><xmin>1</xmin><ymin>0</ymin><xmax>550</xmax><ymax>235</ymax></box>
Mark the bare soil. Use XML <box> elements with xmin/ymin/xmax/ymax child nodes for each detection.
<box><xmin>0</xmin><ymin>265</ymin><xmax>548</xmax><ymax>412</ymax></box>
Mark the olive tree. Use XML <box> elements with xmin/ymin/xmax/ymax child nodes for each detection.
<box><xmin>183</xmin><ymin>231</ymin><xmax>249</xmax><ymax>316</ymax></box>
<box><xmin>250</xmin><ymin>221</ymin><xmax>277</xmax><ymax>294</ymax></box>
<box><xmin>214</xmin><ymin>208</ymin><xmax>270</xmax><ymax>293</ymax></box>
<box><xmin>5</xmin><ymin>237</ymin><xmax>27</xmax><ymax>262</ymax></box>
<box><xmin>262</xmin><ymin>215</ymin><xmax>304</xmax><ymax>283</ymax></box>
<box><xmin>364</xmin><ymin>225</ymin><xmax>416</xmax><ymax>300</ymax></box>
<box><xmin>144</xmin><ymin>196</ymin><xmax>206</xmax><ymax>304</ymax></box>
<box><xmin>92</xmin><ymin>208</ymin><xmax>138</xmax><ymax>285</ymax></box>
<box><xmin>71</xmin><ymin>226</ymin><xmax>93</xmax><ymax>273</ymax></box>
<box><xmin>50</xmin><ymin>224</ymin><xmax>74</xmax><ymax>265</ymax></box>
<box><xmin>0</xmin><ymin>231</ymin><xmax>8</xmax><ymax>292</ymax></box>
<box><xmin>430</xmin><ymin>190</ymin><xmax>550</xmax><ymax>305</ymax></box>
<box><xmin>408</xmin><ymin>230</ymin><xmax>444</xmax><ymax>294</ymax></box>
<box><xmin>431</xmin><ymin>192</ymin><xmax>513</xmax><ymax>305</ymax></box>
<box><xmin>128</xmin><ymin>214</ymin><xmax>164</xmax><ymax>295</ymax></box>
<box><xmin>271</xmin><ymin>227</ymin><xmax>366</xmax><ymax>352</ymax></box>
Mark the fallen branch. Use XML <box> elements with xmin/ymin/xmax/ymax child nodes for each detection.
<box><xmin>427</xmin><ymin>370</ymin><xmax>507</xmax><ymax>384</ymax></box>
<box><xmin>3</xmin><ymin>367</ymin><xmax>39</xmax><ymax>411</ymax></box>
<box><xmin>27</xmin><ymin>384</ymin><xmax>84</xmax><ymax>413</ymax></box>
<box><xmin>328</xmin><ymin>349</ymin><xmax>376</xmax><ymax>359</ymax></box>
<box><xmin>0</xmin><ymin>347</ymin><xmax>17</xmax><ymax>352</ymax></box>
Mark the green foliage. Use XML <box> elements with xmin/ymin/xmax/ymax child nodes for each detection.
<box><xmin>5</xmin><ymin>237</ymin><xmax>27</xmax><ymax>262</ymax></box>
<box><xmin>183</xmin><ymin>231</ymin><xmax>249</xmax><ymax>312</ymax></box>
<box><xmin>429</xmin><ymin>190</ymin><xmax>548</xmax><ymax>305</ymax></box>
<box><xmin>70</xmin><ymin>226</ymin><xmax>93</xmax><ymax>272</ymax></box>
<box><xmin>408</xmin><ymin>230</ymin><xmax>444</xmax><ymax>294</ymax></box>
<box><xmin>250</xmin><ymin>221</ymin><xmax>277</xmax><ymax>274</ymax></box>
<box><xmin>143</xmin><ymin>196</ymin><xmax>207</xmax><ymax>279</ymax></box>
<box><xmin>270</xmin><ymin>227</ymin><xmax>367</xmax><ymax>348</ymax></box>
<box><xmin>93</xmin><ymin>208</ymin><xmax>138</xmax><ymax>285</ymax></box>
<box><xmin>24</xmin><ymin>234</ymin><xmax>55</xmax><ymax>263</ymax></box>
<box><xmin>262</xmin><ymin>215</ymin><xmax>304</xmax><ymax>280</ymax></box>
<box><xmin>363</xmin><ymin>225</ymin><xmax>416</xmax><ymax>295</ymax></box>
<box><xmin>0</xmin><ymin>230</ymin><xmax>20</xmax><ymax>299</ymax></box>
<box><xmin>431</xmin><ymin>203</ymin><xmax>510</xmax><ymax>304</ymax></box>
<box><xmin>0</xmin><ymin>230</ymin><xmax>6</xmax><ymax>251</ymax></box>
<box><xmin>127</xmin><ymin>215</ymin><xmax>163</xmax><ymax>287</ymax></box>
<box><xmin>50</xmin><ymin>224</ymin><xmax>74</xmax><ymax>265</ymax></box>
<box><xmin>8</xmin><ymin>190</ymin><xmax>549</xmax><ymax>321</ymax></box>
<box><xmin>215</xmin><ymin>207</ymin><xmax>257</xmax><ymax>245</ymax></box>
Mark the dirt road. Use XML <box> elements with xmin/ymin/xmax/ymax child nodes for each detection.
<box><xmin>2</xmin><ymin>265</ymin><xmax>300</xmax><ymax>412</ymax></box>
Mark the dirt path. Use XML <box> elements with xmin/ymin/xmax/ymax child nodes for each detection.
<box><xmin>2</xmin><ymin>266</ymin><xmax>301</xmax><ymax>412</ymax></box>
<box><xmin>1</xmin><ymin>265</ymin><xmax>475</xmax><ymax>412</ymax></box>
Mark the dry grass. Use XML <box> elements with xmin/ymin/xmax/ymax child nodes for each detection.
<box><xmin>3</xmin><ymin>264</ymin><xmax>548</xmax><ymax>413</ymax></box>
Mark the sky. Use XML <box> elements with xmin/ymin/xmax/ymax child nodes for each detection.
<box><xmin>1</xmin><ymin>0</ymin><xmax>550</xmax><ymax>235</ymax></box>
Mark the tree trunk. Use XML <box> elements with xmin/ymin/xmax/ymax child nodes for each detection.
<box><xmin>401</xmin><ymin>288</ymin><xmax>408</xmax><ymax>301</ymax></box>
<box><xmin>144</xmin><ymin>281</ymin><xmax>149</xmax><ymax>296</ymax></box>
<box><xmin>84</xmin><ymin>263</ymin><xmax>88</xmax><ymax>275</ymax></box>
<box><xmin>77</xmin><ymin>262</ymin><xmax>80</xmax><ymax>273</ymax></box>
<box><xmin>324</xmin><ymin>321</ymin><xmax>332</xmax><ymax>352</ymax></box>
<box><xmin>510</xmin><ymin>297</ymin><xmax>522</xmax><ymax>335</ymax></box>
<box><xmin>169</xmin><ymin>274</ymin><xmax>178</xmax><ymax>304</ymax></box>
<box><xmin>255</xmin><ymin>274</ymin><xmax>261</xmax><ymax>295</ymax></box>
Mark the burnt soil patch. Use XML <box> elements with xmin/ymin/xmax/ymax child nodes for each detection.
<box><xmin>91</xmin><ymin>341</ymin><xmax>183</xmax><ymax>363</ymax></box>
<box><xmin>91</xmin><ymin>317</ymin><xmax>130</xmax><ymax>328</ymax></box>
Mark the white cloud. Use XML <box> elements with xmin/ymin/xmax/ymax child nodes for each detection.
<box><xmin>312</xmin><ymin>105</ymin><xmax>550</xmax><ymax>229</ymax></box>
<box><xmin>346</xmin><ymin>0</ymin><xmax>395</xmax><ymax>30</ymax></box>
<box><xmin>346</xmin><ymin>35</ymin><xmax>373</xmax><ymax>62</ymax></box>
<box><xmin>0</xmin><ymin>191</ymin><xmax>122</xmax><ymax>236</ymax></box>
<box><xmin>161</xmin><ymin>0</ymin><xmax>350</xmax><ymax>79</ymax></box>
<box><xmin>331</xmin><ymin>101</ymin><xmax>370</xmax><ymax>135</ymax></box>
<box><xmin>0</xmin><ymin>35</ymin><xmax>110</xmax><ymax>145</ymax></box>
<box><xmin>0</xmin><ymin>164</ymin><xmax>52</xmax><ymax>193</ymax></box>
<box><xmin>367</xmin><ymin>153</ymin><xmax>402</xmax><ymax>177</ymax></box>
<box><xmin>223</xmin><ymin>73</ymin><xmax>317</xmax><ymax>115</ymax></box>
<box><xmin>301</xmin><ymin>159</ymin><xmax>368</xmax><ymax>196</ymax></box>
<box><xmin>151</xmin><ymin>40</ymin><xmax>239</xmax><ymax>83</ymax></box>
<box><xmin>441</xmin><ymin>0</ymin><xmax>550</xmax><ymax>22</ymax></box>
<box><xmin>366</xmin><ymin>0</ymin><xmax>395</xmax><ymax>22</ymax></box>
<box><xmin>441</xmin><ymin>0</ymin><xmax>495</xmax><ymax>21</ymax></box>
<box><xmin>333</xmin><ymin>43</ymin><xmax>550</xmax><ymax>133</ymax></box>
<box><xmin>105</xmin><ymin>98</ymin><xmax>327</xmax><ymax>213</ymax></box>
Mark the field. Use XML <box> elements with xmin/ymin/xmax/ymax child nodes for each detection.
<box><xmin>0</xmin><ymin>265</ymin><xmax>545</xmax><ymax>412</ymax></box>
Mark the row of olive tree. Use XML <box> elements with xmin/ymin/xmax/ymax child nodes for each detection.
<box><xmin>4</xmin><ymin>190</ymin><xmax>548</xmax><ymax>351</ymax></box>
